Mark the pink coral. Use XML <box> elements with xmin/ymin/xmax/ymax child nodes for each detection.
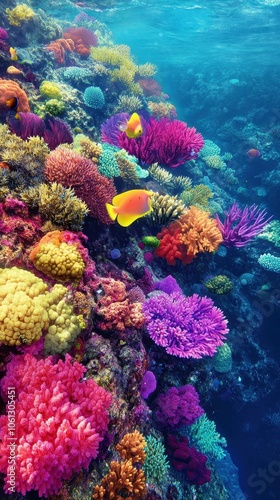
<box><xmin>0</xmin><ymin>353</ymin><xmax>112</xmax><ymax>497</ymax></box>
<box><xmin>155</xmin><ymin>384</ymin><xmax>204</xmax><ymax>428</ymax></box>
<box><xmin>45</xmin><ymin>146</ymin><xmax>116</xmax><ymax>224</ymax></box>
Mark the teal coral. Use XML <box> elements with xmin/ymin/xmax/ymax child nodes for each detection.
<box><xmin>212</xmin><ymin>343</ymin><xmax>233</xmax><ymax>373</ymax></box>
<box><xmin>258</xmin><ymin>220</ymin><xmax>280</xmax><ymax>247</ymax></box>
<box><xmin>83</xmin><ymin>86</ymin><xmax>105</xmax><ymax>109</ymax></box>
<box><xmin>258</xmin><ymin>253</ymin><xmax>280</xmax><ymax>273</ymax></box>
<box><xmin>98</xmin><ymin>143</ymin><xmax>121</xmax><ymax>178</ymax></box>
<box><xmin>143</xmin><ymin>435</ymin><xmax>169</xmax><ymax>484</ymax></box>
<box><xmin>186</xmin><ymin>414</ymin><xmax>227</xmax><ymax>461</ymax></box>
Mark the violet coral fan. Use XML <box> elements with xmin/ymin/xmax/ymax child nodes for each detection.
<box><xmin>156</xmin><ymin>384</ymin><xmax>204</xmax><ymax>428</ymax></box>
<box><xmin>216</xmin><ymin>202</ymin><xmax>272</xmax><ymax>247</ymax></box>
<box><xmin>143</xmin><ymin>292</ymin><xmax>228</xmax><ymax>358</ymax></box>
<box><xmin>0</xmin><ymin>353</ymin><xmax>112</xmax><ymax>497</ymax></box>
<box><xmin>101</xmin><ymin>115</ymin><xmax>204</xmax><ymax>168</ymax></box>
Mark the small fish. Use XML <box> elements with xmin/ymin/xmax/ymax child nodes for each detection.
<box><xmin>5</xmin><ymin>96</ymin><xmax>19</xmax><ymax>111</ymax></box>
<box><xmin>247</xmin><ymin>148</ymin><xmax>261</xmax><ymax>159</ymax></box>
<box><xmin>6</xmin><ymin>65</ymin><xmax>23</xmax><ymax>75</ymax></box>
<box><xmin>121</xmin><ymin>112</ymin><xmax>143</xmax><ymax>139</ymax></box>
<box><xmin>9</xmin><ymin>47</ymin><xmax>18</xmax><ymax>61</ymax></box>
<box><xmin>106</xmin><ymin>189</ymin><xmax>153</xmax><ymax>227</ymax></box>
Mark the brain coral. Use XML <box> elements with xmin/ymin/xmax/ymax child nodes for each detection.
<box><xmin>29</xmin><ymin>230</ymin><xmax>86</xmax><ymax>282</ymax></box>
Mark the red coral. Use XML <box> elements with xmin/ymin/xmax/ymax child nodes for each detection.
<box><xmin>138</xmin><ymin>78</ymin><xmax>162</xmax><ymax>97</ymax></box>
<box><xmin>45</xmin><ymin>146</ymin><xmax>116</xmax><ymax>224</ymax></box>
<box><xmin>63</xmin><ymin>27</ymin><xmax>98</xmax><ymax>56</ymax></box>
<box><xmin>166</xmin><ymin>435</ymin><xmax>211</xmax><ymax>486</ymax></box>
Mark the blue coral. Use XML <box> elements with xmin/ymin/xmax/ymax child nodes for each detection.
<box><xmin>83</xmin><ymin>86</ymin><xmax>105</xmax><ymax>109</ymax></box>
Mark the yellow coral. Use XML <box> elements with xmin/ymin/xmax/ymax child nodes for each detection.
<box><xmin>137</xmin><ymin>63</ymin><xmax>157</xmax><ymax>77</ymax></box>
<box><xmin>30</xmin><ymin>232</ymin><xmax>85</xmax><ymax>282</ymax></box>
<box><xmin>6</xmin><ymin>4</ymin><xmax>35</xmax><ymax>26</ymax></box>
<box><xmin>204</xmin><ymin>154</ymin><xmax>226</xmax><ymax>169</ymax></box>
<box><xmin>116</xmin><ymin>431</ymin><xmax>146</xmax><ymax>465</ymax></box>
<box><xmin>44</xmin><ymin>286</ymin><xmax>81</xmax><ymax>355</ymax></box>
<box><xmin>39</xmin><ymin>81</ymin><xmax>62</xmax><ymax>100</ymax></box>
<box><xmin>0</xmin><ymin>267</ymin><xmax>49</xmax><ymax>346</ymax></box>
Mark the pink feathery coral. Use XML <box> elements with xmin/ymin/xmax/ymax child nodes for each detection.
<box><xmin>45</xmin><ymin>146</ymin><xmax>116</xmax><ymax>224</ymax></box>
<box><xmin>0</xmin><ymin>353</ymin><xmax>112</xmax><ymax>497</ymax></box>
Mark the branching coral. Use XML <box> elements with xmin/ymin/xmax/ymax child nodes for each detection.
<box><xmin>148</xmin><ymin>163</ymin><xmax>192</xmax><ymax>192</ymax></box>
<box><xmin>45</xmin><ymin>146</ymin><xmax>116</xmax><ymax>224</ymax></box>
<box><xmin>0</xmin><ymin>79</ymin><xmax>30</xmax><ymax>114</ymax></box>
<box><xmin>155</xmin><ymin>385</ymin><xmax>204</xmax><ymax>428</ymax></box>
<box><xmin>116</xmin><ymin>430</ymin><xmax>146</xmax><ymax>464</ymax></box>
<box><xmin>155</xmin><ymin>206</ymin><xmax>223</xmax><ymax>265</ymax></box>
<box><xmin>143</xmin><ymin>291</ymin><xmax>228</xmax><ymax>358</ymax></box>
<box><xmin>0</xmin><ymin>353</ymin><xmax>112</xmax><ymax>497</ymax></box>
<box><xmin>20</xmin><ymin>182</ymin><xmax>89</xmax><ymax>231</ymax></box>
<box><xmin>180</xmin><ymin>184</ymin><xmax>213</xmax><ymax>210</ymax></box>
<box><xmin>147</xmin><ymin>192</ymin><xmax>186</xmax><ymax>227</ymax></box>
<box><xmin>92</xmin><ymin>459</ymin><xmax>146</xmax><ymax>500</ymax></box>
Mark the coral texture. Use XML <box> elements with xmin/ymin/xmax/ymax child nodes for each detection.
<box><xmin>0</xmin><ymin>79</ymin><xmax>30</xmax><ymax>113</ymax></box>
<box><xmin>155</xmin><ymin>385</ymin><xmax>204</xmax><ymax>428</ymax></box>
<box><xmin>0</xmin><ymin>353</ymin><xmax>112</xmax><ymax>497</ymax></box>
<box><xmin>116</xmin><ymin>430</ymin><xmax>146</xmax><ymax>464</ymax></box>
<box><xmin>45</xmin><ymin>146</ymin><xmax>116</xmax><ymax>224</ymax></box>
<box><xmin>92</xmin><ymin>459</ymin><xmax>146</xmax><ymax>500</ymax></box>
<box><xmin>155</xmin><ymin>206</ymin><xmax>223</xmax><ymax>265</ymax></box>
<box><xmin>143</xmin><ymin>292</ymin><xmax>228</xmax><ymax>358</ymax></box>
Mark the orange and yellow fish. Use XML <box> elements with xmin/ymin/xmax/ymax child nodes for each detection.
<box><xmin>121</xmin><ymin>112</ymin><xmax>143</xmax><ymax>139</ymax></box>
<box><xmin>106</xmin><ymin>189</ymin><xmax>153</xmax><ymax>227</ymax></box>
<box><xmin>5</xmin><ymin>97</ymin><xmax>19</xmax><ymax>112</ymax></box>
<box><xmin>9</xmin><ymin>47</ymin><xmax>18</xmax><ymax>61</ymax></box>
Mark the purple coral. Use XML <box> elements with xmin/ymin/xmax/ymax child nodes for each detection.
<box><xmin>216</xmin><ymin>202</ymin><xmax>272</xmax><ymax>248</ymax></box>
<box><xmin>143</xmin><ymin>292</ymin><xmax>228</xmax><ymax>358</ymax></box>
<box><xmin>101</xmin><ymin>115</ymin><xmax>204</xmax><ymax>168</ymax></box>
<box><xmin>156</xmin><ymin>384</ymin><xmax>204</xmax><ymax>428</ymax></box>
<box><xmin>8</xmin><ymin>113</ymin><xmax>73</xmax><ymax>150</ymax></box>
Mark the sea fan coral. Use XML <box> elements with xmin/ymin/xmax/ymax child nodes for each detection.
<box><xmin>0</xmin><ymin>353</ymin><xmax>112</xmax><ymax>497</ymax></box>
<box><xmin>143</xmin><ymin>292</ymin><xmax>228</xmax><ymax>358</ymax></box>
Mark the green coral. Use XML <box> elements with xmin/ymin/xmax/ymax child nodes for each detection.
<box><xmin>200</xmin><ymin>139</ymin><xmax>221</xmax><ymax>158</ymax></box>
<box><xmin>39</xmin><ymin>81</ymin><xmax>63</xmax><ymax>100</ymax></box>
<box><xmin>204</xmin><ymin>155</ymin><xmax>226</xmax><ymax>170</ymax></box>
<box><xmin>142</xmin><ymin>236</ymin><xmax>160</xmax><ymax>248</ymax></box>
<box><xmin>98</xmin><ymin>143</ymin><xmax>121</xmax><ymax>178</ymax></box>
<box><xmin>180</xmin><ymin>184</ymin><xmax>213</xmax><ymax>210</ymax></box>
<box><xmin>143</xmin><ymin>435</ymin><xmax>169</xmax><ymax>484</ymax></box>
<box><xmin>45</xmin><ymin>99</ymin><xmax>65</xmax><ymax>116</ymax></box>
<box><xmin>212</xmin><ymin>343</ymin><xmax>233</xmax><ymax>373</ymax></box>
<box><xmin>185</xmin><ymin>414</ymin><xmax>227</xmax><ymax>461</ymax></box>
<box><xmin>258</xmin><ymin>220</ymin><xmax>280</xmax><ymax>247</ymax></box>
<box><xmin>20</xmin><ymin>183</ymin><xmax>89</xmax><ymax>231</ymax></box>
<box><xmin>204</xmin><ymin>275</ymin><xmax>233</xmax><ymax>294</ymax></box>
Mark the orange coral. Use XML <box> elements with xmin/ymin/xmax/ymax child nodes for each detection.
<box><xmin>92</xmin><ymin>459</ymin><xmax>146</xmax><ymax>500</ymax></box>
<box><xmin>46</xmin><ymin>38</ymin><xmax>75</xmax><ymax>64</ymax></box>
<box><xmin>116</xmin><ymin>431</ymin><xmax>146</xmax><ymax>465</ymax></box>
<box><xmin>63</xmin><ymin>27</ymin><xmax>98</xmax><ymax>56</ymax></box>
<box><xmin>155</xmin><ymin>206</ymin><xmax>223</xmax><ymax>265</ymax></box>
<box><xmin>0</xmin><ymin>79</ymin><xmax>30</xmax><ymax>113</ymax></box>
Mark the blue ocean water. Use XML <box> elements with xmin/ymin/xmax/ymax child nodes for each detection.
<box><xmin>0</xmin><ymin>0</ymin><xmax>280</xmax><ymax>499</ymax></box>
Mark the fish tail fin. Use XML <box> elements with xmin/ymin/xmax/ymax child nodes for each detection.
<box><xmin>106</xmin><ymin>203</ymin><xmax>117</xmax><ymax>221</ymax></box>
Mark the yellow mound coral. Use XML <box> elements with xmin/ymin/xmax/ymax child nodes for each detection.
<box><xmin>6</xmin><ymin>4</ymin><xmax>35</xmax><ymax>26</ymax></box>
<box><xmin>0</xmin><ymin>267</ymin><xmax>82</xmax><ymax>352</ymax></box>
<box><xmin>0</xmin><ymin>267</ymin><xmax>49</xmax><ymax>346</ymax></box>
<box><xmin>39</xmin><ymin>81</ymin><xmax>63</xmax><ymax>100</ymax></box>
<box><xmin>29</xmin><ymin>231</ymin><xmax>85</xmax><ymax>282</ymax></box>
<box><xmin>44</xmin><ymin>286</ymin><xmax>81</xmax><ymax>355</ymax></box>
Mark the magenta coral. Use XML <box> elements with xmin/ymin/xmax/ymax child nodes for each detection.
<box><xmin>155</xmin><ymin>384</ymin><xmax>204</xmax><ymax>428</ymax></box>
<box><xmin>0</xmin><ymin>353</ymin><xmax>112</xmax><ymax>497</ymax></box>
<box><xmin>101</xmin><ymin>115</ymin><xmax>204</xmax><ymax>168</ymax></box>
<box><xmin>45</xmin><ymin>146</ymin><xmax>116</xmax><ymax>224</ymax></box>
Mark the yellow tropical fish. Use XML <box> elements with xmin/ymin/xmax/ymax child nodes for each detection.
<box><xmin>9</xmin><ymin>47</ymin><xmax>18</xmax><ymax>61</ymax></box>
<box><xmin>122</xmin><ymin>112</ymin><xmax>143</xmax><ymax>139</ymax></box>
<box><xmin>6</xmin><ymin>65</ymin><xmax>23</xmax><ymax>75</ymax></box>
<box><xmin>106</xmin><ymin>189</ymin><xmax>153</xmax><ymax>227</ymax></box>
